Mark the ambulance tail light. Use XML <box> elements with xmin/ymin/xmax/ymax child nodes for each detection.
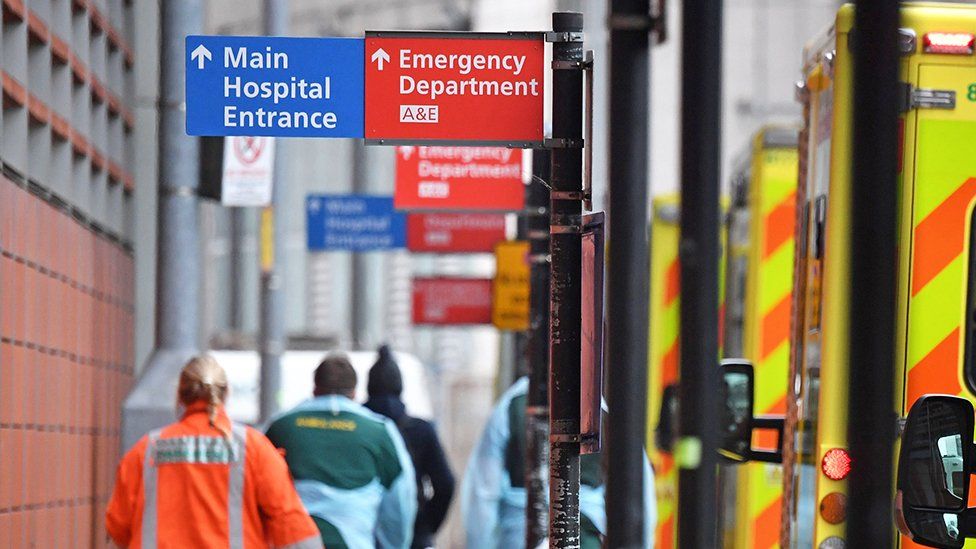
<box><xmin>820</xmin><ymin>492</ymin><xmax>847</xmax><ymax>524</ymax></box>
<box><xmin>923</xmin><ymin>32</ymin><xmax>975</xmax><ymax>55</ymax></box>
<box><xmin>822</xmin><ymin>448</ymin><xmax>852</xmax><ymax>481</ymax></box>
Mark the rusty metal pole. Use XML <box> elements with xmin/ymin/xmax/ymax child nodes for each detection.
<box><xmin>548</xmin><ymin>11</ymin><xmax>585</xmax><ymax>549</ymax></box>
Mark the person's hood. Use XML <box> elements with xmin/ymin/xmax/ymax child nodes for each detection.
<box><xmin>367</xmin><ymin>345</ymin><xmax>404</xmax><ymax>397</ymax></box>
<box><xmin>364</xmin><ymin>394</ymin><xmax>407</xmax><ymax>422</ymax></box>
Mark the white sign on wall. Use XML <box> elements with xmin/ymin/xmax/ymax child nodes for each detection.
<box><xmin>221</xmin><ymin>136</ymin><xmax>275</xmax><ymax>206</ymax></box>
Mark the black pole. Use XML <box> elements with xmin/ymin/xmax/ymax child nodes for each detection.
<box><xmin>525</xmin><ymin>151</ymin><xmax>551</xmax><ymax>548</ymax></box>
<box><xmin>605</xmin><ymin>0</ymin><xmax>650</xmax><ymax>547</ymax></box>
<box><xmin>847</xmin><ymin>1</ymin><xmax>899</xmax><ymax>546</ymax></box>
<box><xmin>677</xmin><ymin>0</ymin><xmax>722</xmax><ymax>546</ymax></box>
<box><xmin>549</xmin><ymin>11</ymin><xmax>585</xmax><ymax>549</ymax></box>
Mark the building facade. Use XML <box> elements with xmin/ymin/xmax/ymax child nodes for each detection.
<box><xmin>0</xmin><ymin>0</ymin><xmax>140</xmax><ymax>544</ymax></box>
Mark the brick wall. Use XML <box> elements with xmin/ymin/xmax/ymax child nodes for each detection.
<box><xmin>1</xmin><ymin>0</ymin><xmax>137</xmax><ymax>546</ymax></box>
<box><xmin>0</xmin><ymin>176</ymin><xmax>134</xmax><ymax>547</ymax></box>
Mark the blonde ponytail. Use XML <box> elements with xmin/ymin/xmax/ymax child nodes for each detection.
<box><xmin>178</xmin><ymin>355</ymin><xmax>232</xmax><ymax>445</ymax></box>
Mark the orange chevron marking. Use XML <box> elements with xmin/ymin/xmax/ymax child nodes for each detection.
<box><xmin>907</xmin><ymin>328</ymin><xmax>961</xmax><ymax>405</ymax></box>
<box><xmin>763</xmin><ymin>394</ymin><xmax>787</xmax><ymax>415</ymax></box>
<box><xmin>658</xmin><ymin>453</ymin><xmax>674</xmax><ymax>478</ymax></box>
<box><xmin>662</xmin><ymin>341</ymin><xmax>679</xmax><ymax>386</ymax></box>
<box><xmin>764</xmin><ymin>192</ymin><xmax>797</xmax><ymax>259</ymax></box>
<box><xmin>753</xmin><ymin>495</ymin><xmax>782</xmax><ymax>549</ymax></box>
<box><xmin>753</xmin><ymin>395</ymin><xmax>788</xmax><ymax>450</ymax></box>
<box><xmin>911</xmin><ymin>178</ymin><xmax>976</xmax><ymax>296</ymax></box>
<box><xmin>657</xmin><ymin>515</ymin><xmax>675</xmax><ymax>549</ymax></box>
<box><xmin>761</xmin><ymin>295</ymin><xmax>792</xmax><ymax>360</ymax></box>
<box><xmin>664</xmin><ymin>259</ymin><xmax>680</xmax><ymax>306</ymax></box>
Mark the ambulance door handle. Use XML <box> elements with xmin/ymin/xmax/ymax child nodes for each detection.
<box><xmin>900</xmin><ymin>83</ymin><xmax>956</xmax><ymax>111</ymax></box>
<box><xmin>912</xmin><ymin>88</ymin><xmax>956</xmax><ymax>110</ymax></box>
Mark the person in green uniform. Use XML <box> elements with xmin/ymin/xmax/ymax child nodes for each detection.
<box><xmin>266</xmin><ymin>354</ymin><xmax>417</xmax><ymax>549</ymax></box>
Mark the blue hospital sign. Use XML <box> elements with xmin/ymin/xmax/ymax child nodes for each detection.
<box><xmin>306</xmin><ymin>195</ymin><xmax>407</xmax><ymax>251</ymax></box>
<box><xmin>185</xmin><ymin>36</ymin><xmax>365</xmax><ymax>137</ymax></box>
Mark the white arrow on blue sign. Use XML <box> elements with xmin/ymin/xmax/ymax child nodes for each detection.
<box><xmin>185</xmin><ymin>36</ymin><xmax>364</xmax><ymax>138</ymax></box>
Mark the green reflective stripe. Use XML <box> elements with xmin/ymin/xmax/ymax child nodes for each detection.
<box><xmin>279</xmin><ymin>535</ymin><xmax>325</xmax><ymax>549</ymax></box>
<box><xmin>142</xmin><ymin>429</ymin><xmax>164</xmax><ymax>549</ymax></box>
<box><xmin>229</xmin><ymin>423</ymin><xmax>247</xmax><ymax>549</ymax></box>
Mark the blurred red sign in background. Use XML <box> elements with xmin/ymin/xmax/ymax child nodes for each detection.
<box><xmin>412</xmin><ymin>277</ymin><xmax>493</xmax><ymax>325</ymax></box>
<box><xmin>406</xmin><ymin>213</ymin><xmax>507</xmax><ymax>253</ymax></box>
<box><xmin>394</xmin><ymin>146</ymin><xmax>525</xmax><ymax>211</ymax></box>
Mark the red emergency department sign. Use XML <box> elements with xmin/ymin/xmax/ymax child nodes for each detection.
<box><xmin>407</xmin><ymin>213</ymin><xmax>507</xmax><ymax>253</ymax></box>
<box><xmin>364</xmin><ymin>32</ymin><xmax>545</xmax><ymax>144</ymax></box>
<box><xmin>412</xmin><ymin>278</ymin><xmax>493</xmax><ymax>325</ymax></box>
<box><xmin>395</xmin><ymin>146</ymin><xmax>525</xmax><ymax>210</ymax></box>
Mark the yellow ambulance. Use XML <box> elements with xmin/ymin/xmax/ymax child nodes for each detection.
<box><xmin>770</xmin><ymin>3</ymin><xmax>976</xmax><ymax>548</ymax></box>
<box><xmin>647</xmin><ymin>192</ymin><xmax>736</xmax><ymax>549</ymax></box>
<box><xmin>647</xmin><ymin>194</ymin><xmax>682</xmax><ymax>549</ymax></box>
<box><xmin>722</xmin><ymin>127</ymin><xmax>799</xmax><ymax>549</ymax></box>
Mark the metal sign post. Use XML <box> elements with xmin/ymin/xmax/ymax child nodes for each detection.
<box><xmin>548</xmin><ymin>11</ymin><xmax>585</xmax><ymax>549</ymax></box>
<box><xmin>606</xmin><ymin>0</ymin><xmax>652</xmax><ymax>545</ymax></box>
<box><xmin>677</xmin><ymin>0</ymin><xmax>722</xmax><ymax>546</ymax></box>
<box><xmin>258</xmin><ymin>0</ymin><xmax>289</xmax><ymax>423</ymax></box>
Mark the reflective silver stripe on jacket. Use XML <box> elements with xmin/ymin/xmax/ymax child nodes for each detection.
<box><xmin>278</xmin><ymin>535</ymin><xmax>326</xmax><ymax>549</ymax></box>
<box><xmin>228</xmin><ymin>423</ymin><xmax>248</xmax><ymax>549</ymax></box>
<box><xmin>153</xmin><ymin>435</ymin><xmax>239</xmax><ymax>464</ymax></box>
<box><xmin>141</xmin><ymin>424</ymin><xmax>248</xmax><ymax>549</ymax></box>
<box><xmin>141</xmin><ymin>428</ymin><xmax>163</xmax><ymax>549</ymax></box>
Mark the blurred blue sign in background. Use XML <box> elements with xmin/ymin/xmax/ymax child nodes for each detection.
<box><xmin>306</xmin><ymin>195</ymin><xmax>407</xmax><ymax>251</ymax></box>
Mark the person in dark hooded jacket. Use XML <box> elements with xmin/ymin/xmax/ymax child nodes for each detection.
<box><xmin>365</xmin><ymin>346</ymin><xmax>456</xmax><ymax>549</ymax></box>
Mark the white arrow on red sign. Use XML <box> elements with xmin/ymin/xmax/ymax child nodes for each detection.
<box><xmin>371</xmin><ymin>48</ymin><xmax>390</xmax><ymax>70</ymax></box>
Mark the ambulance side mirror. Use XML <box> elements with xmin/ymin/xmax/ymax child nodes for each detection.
<box><xmin>719</xmin><ymin>360</ymin><xmax>755</xmax><ymax>461</ymax></box>
<box><xmin>719</xmin><ymin>359</ymin><xmax>784</xmax><ymax>464</ymax></box>
<box><xmin>896</xmin><ymin>395</ymin><xmax>976</xmax><ymax>548</ymax></box>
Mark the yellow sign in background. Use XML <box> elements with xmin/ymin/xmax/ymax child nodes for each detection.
<box><xmin>492</xmin><ymin>240</ymin><xmax>531</xmax><ymax>330</ymax></box>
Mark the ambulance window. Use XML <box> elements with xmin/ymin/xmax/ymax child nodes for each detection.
<box><xmin>964</xmin><ymin>207</ymin><xmax>976</xmax><ymax>394</ymax></box>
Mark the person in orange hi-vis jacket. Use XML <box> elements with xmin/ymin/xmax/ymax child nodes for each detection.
<box><xmin>106</xmin><ymin>355</ymin><xmax>323</xmax><ymax>549</ymax></box>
